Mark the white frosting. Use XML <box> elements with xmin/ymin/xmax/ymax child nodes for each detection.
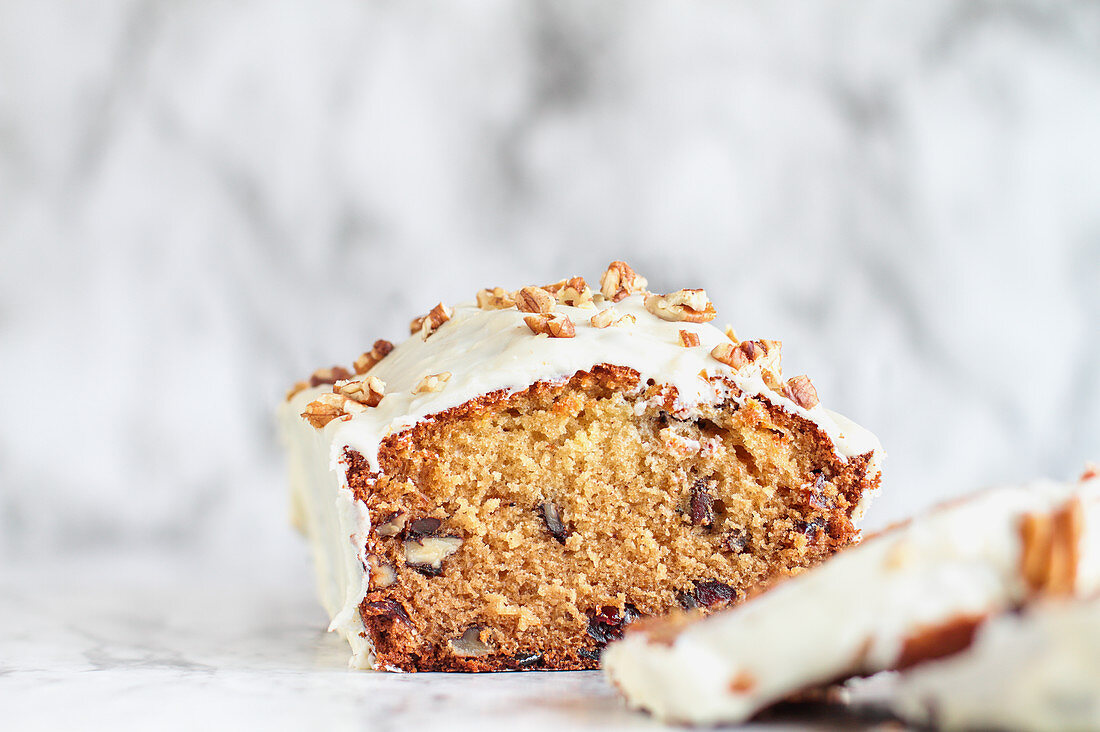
<box><xmin>279</xmin><ymin>394</ymin><xmax>374</xmax><ymax>669</ymax></box>
<box><xmin>330</xmin><ymin>294</ymin><xmax>882</xmax><ymax>474</ymax></box>
<box><xmin>603</xmin><ymin>475</ymin><xmax>1100</xmax><ymax>725</ymax></box>
<box><xmin>894</xmin><ymin>597</ymin><xmax>1100</xmax><ymax>731</ymax></box>
<box><xmin>280</xmin><ymin>290</ymin><xmax>883</xmax><ymax>670</ymax></box>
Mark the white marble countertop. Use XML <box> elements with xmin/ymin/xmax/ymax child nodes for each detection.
<box><xmin>2</xmin><ymin>552</ymin><xmax>897</xmax><ymax>731</ymax></box>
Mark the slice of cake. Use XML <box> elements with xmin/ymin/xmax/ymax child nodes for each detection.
<box><xmin>893</xmin><ymin>596</ymin><xmax>1100</xmax><ymax>731</ymax></box>
<box><xmin>279</xmin><ymin>262</ymin><xmax>883</xmax><ymax>671</ymax></box>
<box><xmin>603</xmin><ymin>470</ymin><xmax>1100</xmax><ymax>723</ymax></box>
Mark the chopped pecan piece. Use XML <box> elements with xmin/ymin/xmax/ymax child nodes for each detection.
<box><xmin>374</xmin><ymin>510</ymin><xmax>408</xmax><ymax>537</ymax></box>
<box><xmin>450</xmin><ymin>626</ymin><xmax>493</xmax><ymax>657</ymax></box>
<box><xmin>599</xmin><ymin>261</ymin><xmax>648</xmax><ymax>302</ymax></box>
<box><xmin>476</xmin><ymin>287</ymin><xmax>515</xmax><ymax>310</ymax></box>
<box><xmin>335</xmin><ymin>375</ymin><xmax>385</xmax><ymax>407</ymax></box>
<box><xmin>404</xmin><ymin>535</ymin><xmax>463</xmax><ymax>575</ymax></box>
<box><xmin>589</xmin><ymin>308</ymin><xmax>636</xmax><ymax>329</ymax></box>
<box><xmin>353</xmin><ymin>340</ymin><xmax>395</xmax><ymax>375</ymax></box>
<box><xmin>301</xmin><ymin>392</ymin><xmax>363</xmax><ymax>428</ymax></box>
<box><xmin>285</xmin><ymin>380</ymin><xmax>309</xmax><ymax>401</ymax></box>
<box><xmin>410</xmin><ymin>303</ymin><xmax>453</xmax><ymax>339</ymax></box>
<box><xmin>553</xmin><ymin>276</ymin><xmax>594</xmax><ymax>308</ymax></box>
<box><xmin>524</xmin><ymin>313</ymin><xmax>576</xmax><ymax>338</ymax></box>
<box><xmin>309</xmin><ymin>365</ymin><xmax>352</xmax><ymax>387</ymax></box>
<box><xmin>365</xmin><ymin>554</ymin><xmax>397</xmax><ymax>589</ymax></box>
<box><xmin>515</xmin><ymin>286</ymin><xmax>556</xmax><ymax>314</ymax></box>
<box><xmin>644</xmin><ymin>289</ymin><xmax>717</xmax><ymax>323</ymax></box>
<box><xmin>678</xmin><ymin>330</ymin><xmax>701</xmax><ymax>347</ymax></box>
<box><xmin>412</xmin><ymin>371</ymin><xmax>452</xmax><ymax>394</ymax></box>
<box><xmin>711</xmin><ymin>339</ymin><xmax>782</xmax><ymax>378</ymax></box>
<box><xmin>538</xmin><ymin>501</ymin><xmax>572</xmax><ymax>543</ymax></box>
<box><xmin>724</xmin><ymin>324</ymin><xmax>738</xmax><ymax>342</ymax></box>
<box><xmin>1019</xmin><ymin>498</ymin><xmax>1084</xmax><ymax>597</ymax></box>
<box><xmin>785</xmin><ymin>375</ymin><xmax>819</xmax><ymax>409</ymax></box>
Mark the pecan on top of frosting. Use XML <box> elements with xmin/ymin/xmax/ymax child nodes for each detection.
<box><xmin>476</xmin><ymin>287</ymin><xmax>515</xmax><ymax>310</ymax></box>
<box><xmin>354</xmin><ymin>339</ymin><xmax>395</xmax><ymax>375</ymax></box>
<box><xmin>600</xmin><ymin>261</ymin><xmax>648</xmax><ymax>303</ymax></box>
<box><xmin>524</xmin><ymin>313</ymin><xmax>576</xmax><ymax>338</ymax></box>
<box><xmin>410</xmin><ymin>303</ymin><xmax>453</xmax><ymax>339</ymax></box>
<box><xmin>515</xmin><ymin>286</ymin><xmax>556</xmax><ymax>314</ymax></box>
<box><xmin>544</xmin><ymin>276</ymin><xmax>595</xmax><ymax>308</ymax></box>
<box><xmin>645</xmin><ymin>289</ymin><xmax>717</xmax><ymax>324</ymax></box>
<box><xmin>302</xmin><ymin>392</ymin><xmax>366</xmax><ymax>429</ymax></box>
<box><xmin>784</xmin><ymin>375</ymin><xmax>819</xmax><ymax>410</ymax></box>
<box><xmin>335</xmin><ymin>375</ymin><xmax>386</xmax><ymax>408</ymax></box>
<box><xmin>711</xmin><ymin>339</ymin><xmax>782</xmax><ymax>381</ymax></box>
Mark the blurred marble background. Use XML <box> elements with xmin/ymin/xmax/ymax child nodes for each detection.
<box><xmin>2</xmin><ymin>0</ymin><xmax>1098</xmax><ymax>565</ymax></box>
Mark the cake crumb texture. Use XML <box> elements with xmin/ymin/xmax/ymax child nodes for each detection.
<box><xmin>349</xmin><ymin>366</ymin><xmax>875</xmax><ymax>671</ymax></box>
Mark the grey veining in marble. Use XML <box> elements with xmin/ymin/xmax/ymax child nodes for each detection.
<box><xmin>2</xmin><ymin>0</ymin><xmax>1099</xmax><ymax>558</ymax></box>
<box><xmin>0</xmin><ymin>553</ymin><xmax>895</xmax><ymax>731</ymax></box>
<box><xmin>0</xmin><ymin>1</ymin><xmax>1097</xmax><ymax>727</ymax></box>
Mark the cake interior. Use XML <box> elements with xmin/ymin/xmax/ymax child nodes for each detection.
<box><xmin>350</xmin><ymin>367</ymin><xmax>874</xmax><ymax>671</ymax></box>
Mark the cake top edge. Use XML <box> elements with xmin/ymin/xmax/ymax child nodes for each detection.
<box><xmin>282</xmin><ymin>261</ymin><xmax>883</xmax><ymax>475</ymax></box>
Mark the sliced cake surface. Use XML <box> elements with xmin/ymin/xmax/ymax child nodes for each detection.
<box><xmin>279</xmin><ymin>263</ymin><xmax>883</xmax><ymax>671</ymax></box>
<box><xmin>603</xmin><ymin>471</ymin><xmax>1100</xmax><ymax>724</ymax></box>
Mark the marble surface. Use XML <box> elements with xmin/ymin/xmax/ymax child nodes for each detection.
<box><xmin>0</xmin><ymin>1</ymin><xmax>1097</xmax><ymax>727</ymax></box>
<box><xmin>1</xmin><ymin>551</ymin><xmax>897</xmax><ymax>731</ymax></box>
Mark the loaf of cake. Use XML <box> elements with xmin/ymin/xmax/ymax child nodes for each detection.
<box><xmin>279</xmin><ymin>262</ymin><xmax>883</xmax><ymax>671</ymax></box>
<box><xmin>603</xmin><ymin>470</ymin><xmax>1099</xmax><ymax>723</ymax></box>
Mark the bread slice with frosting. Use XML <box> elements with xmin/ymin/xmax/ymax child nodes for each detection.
<box><xmin>279</xmin><ymin>261</ymin><xmax>882</xmax><ymax>671</ymax></box>
<box><xmin>603</xmin><ymin>470</ymin><xmax>1099</xmax><ymax>722</ymax></box>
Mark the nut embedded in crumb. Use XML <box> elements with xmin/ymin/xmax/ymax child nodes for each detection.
<box><xmin>644</xmin><ymin>289</ymin><xmax>717</xmax><ymax>323</ymax></box>
<box><xmin>515</xmin><ymin>286</ymin><xmax>556</xmax><ymax>314</ymax></box>
<box><xmin>413</xmin><ymin>371</ymin><xmax>452</xmax><ymax>394</ymax></box>
<box><xmin>450</xmin><ymin>626</ymin><xmax>493</xmax><ymax>657</ymax></box>
<box><xmin>785</xmin><ymin>375</ymin><xmax>819</xmax><ymax>409</ymax></box>
<box><xmin>678</xmin><ymin>330</ymin><xmax>701</xmax><ymax>348</ymax></box>
<box><xmin>374</xmin><ymin>510</ymin><xmax>408</xmax><ymax>537</ymax></box>
<box><xmin>301</xmin><ymin>392</ymin><xmax>362</xmax><ymax>429</ymax></box>
<box><xmin>404</xmin><ymin>535</ymin><xmax>463</xmax><ymax>575</ymax></box>
<box><xmin>599</xmin><ymin>261</ymin><xmax>648</xmax><ymax>302</ymax></box>
<box><xmin>308</xmin><ymin>365</ymin><xmax>353</xmax><ymax>388</ymax></box>
<box><xmin>353</xmin><ymin>339</ymin><xmax>395</xmax><ymax>375</ymax></box>
<box><xmin>476</xmin><ymin>287</ymin><xmax>516</xmax><ymax>310</ymax></box>
<box><xmin>336</xmin><ymin>375</ymin><xmax>386</xmax><ymax>407</ymax></box>
<box><xmin>524</xmin><ymin>313</ymin><xmax>576</xmax><ymax>338</ymax></box>
<box><xmin>538</xmin><ymin>501</ymin><xmax>572</xmax><ymax>543</ymax></box>
<box><xmin>366</xmin><ymin>553</ymin><xmax>397</xmax><ymax>589</ymax></box>
<box><xmin>410</xmin><ymin>303</ymin><xmax>453</xmax><ymax>339</ymax></box>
